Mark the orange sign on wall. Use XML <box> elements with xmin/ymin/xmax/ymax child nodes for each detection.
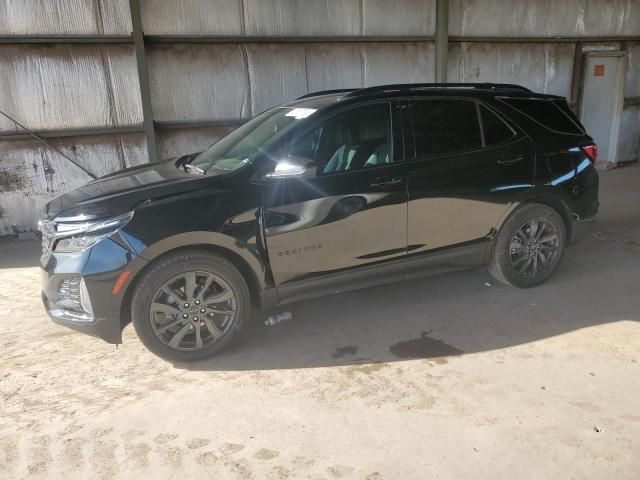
<box><xmin>594</xmin><ymin>64</ymin><xmax>605</xmax><ymax>76</ymax></box>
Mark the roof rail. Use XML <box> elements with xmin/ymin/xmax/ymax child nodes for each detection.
<box><xmin>297</xmin><ymin>88</ymin><xmax>356</xmax><ymax>100</ymax></box>
<box><xmin>344</xmin><ymin>83</ymin><xmax>532</xmax><ymax>97</ymax></box>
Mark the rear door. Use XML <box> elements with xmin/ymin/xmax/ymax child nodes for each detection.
<box><xmin>262</xmin><ymin>101</ymin><xmax>410</xmax><ymax>302</ymax></box>
<box><xmin>402</xmin><ymin>97</ymin><xmax>533</xmax><ymax>277</ymax></box>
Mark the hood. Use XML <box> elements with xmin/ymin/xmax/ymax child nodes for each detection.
<box><xmin>45</xmin><ymin>159</ymin><xmax>219</xmax><ymax>221</ymax></box>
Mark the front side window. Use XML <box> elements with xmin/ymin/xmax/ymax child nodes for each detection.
<box><xmin>190</xmin><ymin>107</ymin><xmax>318</xmax><ymax>173</ymax></box>
<box><xmin>407</xmin><ymin>99</ymin><xmax>482</xmax><ymax>159</ymax></box>
<box><xmin>289</xmin><ymin>103</ymin><xmax>393</xmax><ymax>175</ymax></box>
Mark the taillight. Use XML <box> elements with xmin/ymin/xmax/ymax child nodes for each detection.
<box><xmin>581</xmin><ymin>143</ymin><xmax>597</xmax><ymax>163</ymax></box>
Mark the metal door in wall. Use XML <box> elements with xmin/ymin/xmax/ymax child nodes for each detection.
<box><xmin>580</xmin><ymin>52</ymin><xmax>626</xmax><ymax>164</ymax></box>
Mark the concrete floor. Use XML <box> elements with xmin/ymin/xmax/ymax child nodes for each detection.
<box><xmin>1</xmin><ymin>164</ymin><xmax>639</xmax><ymax>480</ymax></box>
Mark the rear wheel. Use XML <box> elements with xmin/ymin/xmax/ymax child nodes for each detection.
<box><xmin>488</xmin><ymin>203</ymin><xmax>567</xmax><ymax>288</ymax></box>
<box><xmin>131</xmin><ymin>250</ymin><xmax>250</xmax><ymax>362</ymax></box>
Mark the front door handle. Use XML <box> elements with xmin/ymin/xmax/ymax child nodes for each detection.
<box><xmin>370</xmin><ymin>177</ymin><xmax>403</xmax><ymax>187</ymax></box>
<box><xmin>497</xmin><ymin>155</ymin><xmax>525</xmax><ymax>165</ymax></box>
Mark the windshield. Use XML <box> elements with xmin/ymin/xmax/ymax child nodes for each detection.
<box><xmin>188</xmin><ymin>107</ymin><xmax>317</xmax><ymax>173</ymax></box>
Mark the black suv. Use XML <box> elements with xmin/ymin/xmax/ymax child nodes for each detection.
<box><xmin>40</xmin><ymin>83</ymin><xmax>599</xmax><ymax>361</ymax></box>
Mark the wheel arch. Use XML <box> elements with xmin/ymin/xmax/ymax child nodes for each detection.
<box><xmin>525</xmin><ymin>194</ymin><xmax>574</xmax><ymax>241</ymax></box>
<box><xmin>119</xmin><ymin>233</ymin><xmax>269</xmax><ymax>332</ymax></box>
<box><xmin>487</xmin><ymin>191</ymin><xmax>575</xmax><ymax>264</ymax></box>
<box><xmin>496</xmin><ymin>191</ymin><xmax>575</xmax><ymax>241</ymax></box>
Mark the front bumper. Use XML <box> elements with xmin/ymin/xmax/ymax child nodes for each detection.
<box><xmin>41</xmin><ymin>237</ymin><xmax>146</xmax><ymax>344</ymax></box>
<box><xmin>43</xmin><ymin>291</ymin><xmax>122</xmax><ymax>343</ymax></box>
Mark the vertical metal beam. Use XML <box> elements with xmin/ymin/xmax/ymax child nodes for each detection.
<box><xmin>435</xmin><ymin>0</ymin><xmax>449</xmax><ymax>82</ymax></box>
<box><xmin>129</xmin><ymin>0</ymin><xmax>158</xmax><ymax>163</ymax></box>
<box><xmin>569</xmin><ymin>42</ymin><xmax>585</xmax><ymax>115</ymax></box>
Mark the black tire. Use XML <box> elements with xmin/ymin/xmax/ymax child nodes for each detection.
<box><xmin>131</xmin><ymin>249</ymin><xmax>251</xmax><ymax>362</ymax></box>
<box><xmin>488</xmin><ymin>203</ymin><xmax>567</xmax><ymax>288</ymax></box>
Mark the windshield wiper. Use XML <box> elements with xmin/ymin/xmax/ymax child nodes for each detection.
<box><xmin>184</xmin><ymin>163</ymin><xmax>206</xmax><ymax>175</ymax></box>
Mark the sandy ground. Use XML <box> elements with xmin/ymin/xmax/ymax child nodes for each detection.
<box><xmin>1</xmin><ymin>164</ymin><xmax>639</xmax><ymax>480</ymax></box>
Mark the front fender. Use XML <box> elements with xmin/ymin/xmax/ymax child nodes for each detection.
<box><xmin>136</xmin><ymin>231</ymin><xmax>268</xmax><ymax>290</ymax></box>
<box><xmin>114</xmin><ymin>230</ymin><xmax>272</xmax><ymax>334</ymax></box>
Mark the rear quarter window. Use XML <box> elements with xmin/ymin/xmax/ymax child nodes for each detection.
<box><xmin>499</xmin><ymin>97</ymin><xmax>585</xmax><ymax>135</ymax></box>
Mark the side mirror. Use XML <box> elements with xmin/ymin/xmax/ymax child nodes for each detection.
<box><xmin>265</xmin><ymin>156</ymin><xmax>317</xmax><ymax>180</ymax></box>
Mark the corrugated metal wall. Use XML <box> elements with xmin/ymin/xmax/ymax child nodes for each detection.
<box><xmin>449</xmin><ymin>0</ymin><xmax>640</xmax><ymax>36</ymax></box>
<box><xmin>447</xmin><ymin>43</ymin><xmax>576</xmax><ymax>96</ymax></box>
<box><xmin>139</xmin><ymin>0</ymin><xmax>435</xmax><ymax>36</ymax></box>
<box><xmin>0</xmin><ymin>44</ymin><xmax>142</xmax><ymax>133</ymax></box>
<box><xmin>0</xmin><ymin>0</ymin><xmax>638</xmax><ymax>235</ymax></box>
<box><xmin>0</xmin><ymin>0</ymin><xmax>132</xmax><ymax>35</ymax></box>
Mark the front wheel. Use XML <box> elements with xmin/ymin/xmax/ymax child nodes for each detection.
<box><xmin>131</xmin><ymin>250</ymin><xmax>251</xmax><ymax>362</ymax></box>
<box><xmin>488</xmin><ymin>203</ymin><xmax>567</xmax><ymax>288</ymax></box>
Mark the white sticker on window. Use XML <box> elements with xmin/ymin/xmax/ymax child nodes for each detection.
<box><xmin>285</xmin><ymin>108</ymin><xmax>317</xmax><ymax>119</ymax></box>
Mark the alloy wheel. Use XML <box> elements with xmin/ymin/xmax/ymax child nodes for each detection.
<box><xmin>509</xmin><ymin>217</ymin><xmax>561</xmax><ymax>278</ymax></box>
<box><xmin>149</xmin><ymin>271</ymin><xmax>237</xmax><ymax>351</ymax></box>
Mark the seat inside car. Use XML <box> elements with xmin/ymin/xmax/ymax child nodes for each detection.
<box><xmin>321</xmin><ymin>121</ymin><xmax>389</xmax><ymax>174</ymax></box>
<box><xmin>322</xmin><ymin>122</ymin><xmax>360</xmax><ymax>174</ymax></box>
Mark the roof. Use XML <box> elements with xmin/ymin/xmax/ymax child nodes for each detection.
<box><xmin>289</xmin><ymin>83</ymin><xmax>554</xmax><ymax>109</ymax></box>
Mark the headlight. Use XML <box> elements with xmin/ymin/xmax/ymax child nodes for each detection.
<box><xmin>51</xmin><ymin>211</ymin><xmax>134</xmax><ymax>253</ymax></box>
<box><xmin>55</xmin><ymin>235</ymin><xmax>109</xmax><ymax>253</ymax></box>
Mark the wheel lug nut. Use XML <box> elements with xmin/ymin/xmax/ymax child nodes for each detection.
<box><xmin>184</xmin><ymin>303</ymin><xmax>189</xmax><ymax>308</ymax></box>
<box><xmin>182</xmin><ymin>314</ymin><xmax>188</xmax><ymax>318</ymax></box>
<box><xmin>195</xmin><ymin>300</ymin><xmax>200</xmax><ymax>305</ymax></box>
<box><xmin>200</xmin><ymin>308</ymin><xmax>206</xmax><ymax>313</ymax></box>
<box><xmin>194</xmin><ymin>316</ymin><xmax>198</xmax><ymax>321</ymax></box>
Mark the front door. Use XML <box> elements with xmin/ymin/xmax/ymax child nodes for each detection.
<box><xmin>262</xmin><ymin>102</ymin><xmax>409</xmax><ymax>303</ymax></box>
<box><xmin>401</xmin><ymin>98</ymin><xmax>533</xmax><ymax>277</ymax></box>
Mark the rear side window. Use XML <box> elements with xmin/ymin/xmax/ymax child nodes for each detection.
<box><xmin>407</xmin><ymin>99</ymin><xmax>482</xmax><ymax>158</ymax></box>
<box><xmin>499</xmin><ymin>97</ymin><xmax>584</xmax><ymax>135</ymax></box>
<box><xmin>479</xmin><ymin>105</ymin><xmax>516</xmax><ymax>146</ymax></box>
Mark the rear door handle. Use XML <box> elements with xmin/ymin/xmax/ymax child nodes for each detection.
<box><xmin>370</xmin><ymin>177</ymin><xmax>403</xmax><ymax>187</ymax></box>
<box><xmin>498</xmin><ymin>155</ymin><xmax>525</xmax><ymax>165</ymax></box>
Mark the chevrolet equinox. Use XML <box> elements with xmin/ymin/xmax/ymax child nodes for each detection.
<box><xmin>40</xmin><ymin>83</ymin><xmax>599</xmax><ymax>361</ymax></box>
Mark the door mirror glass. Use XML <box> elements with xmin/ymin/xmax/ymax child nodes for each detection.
<box><xmin>265</xmin><ymin>156</ymin><xmax>317</xmax><ymax>179</ymax></box>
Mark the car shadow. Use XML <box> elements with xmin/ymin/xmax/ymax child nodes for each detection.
<box><xmin>179</xmin><ymin>231</ymin><xmax>640</xmax><ymax>372</ymax></box>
